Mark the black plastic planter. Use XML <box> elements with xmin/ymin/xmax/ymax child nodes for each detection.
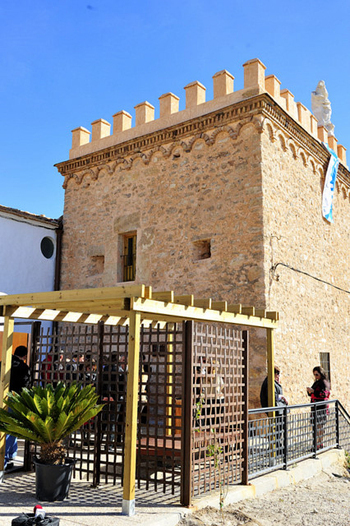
<box><xmin>33</xmin><ymin>458</ymin><xmax>75</xmax><ymax>502</ymax></box>
<box><xmin>12</xmin><ymin>513</ymin><xmax>60</xmax><ymax>525</ymax></box>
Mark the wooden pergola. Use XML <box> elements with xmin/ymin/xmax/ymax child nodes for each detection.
<box><xmin>0</xmin><ymin>284</ymin><xmax>278</xmax><ymax>514</ymax></box>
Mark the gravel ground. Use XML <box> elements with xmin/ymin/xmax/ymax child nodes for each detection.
<box><xmin>178</xmin><ymin>462</ymin><xmax>350</xmax><ymax>526</ymax></box>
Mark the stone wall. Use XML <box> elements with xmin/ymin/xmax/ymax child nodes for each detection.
<box><xmin>60</xmin><ymin>114</ymin><xmax>269</xmax><ymax>406</ymax></box>
<box><xmin>61</xmin><ymin>123</ymin><xmax>265</xmax><ymax>299</ymax></box>
<box><xmin>57</xmin><ymin>59</ymin><xmax>350</xmax><ymax>410</ymax></box>
<box><xmin>261</xmin><ymin>120</ymin><xmax>350</xmax><ymax>409</ymax></box>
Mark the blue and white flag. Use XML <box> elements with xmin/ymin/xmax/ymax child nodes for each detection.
<box><xmin>322</xmin><ymin>142</ymin><xmax>339</xmax><ymax>223</ymax></box>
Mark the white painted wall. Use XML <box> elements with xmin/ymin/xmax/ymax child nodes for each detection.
<box><xmin>0</xmin><ymin>215</ymin><xmax>57</xmax><ymax>294</ymax></box>
<box><xmin>0</xmin><ymin>211</ymin><xmax>58</xmax><ymax>333</ymax></box>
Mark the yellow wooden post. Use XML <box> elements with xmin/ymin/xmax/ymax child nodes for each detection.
<box><xmin>122</xmin><ymin>309</ymin><xmax>141</xmax><ymax>516</ymax></box>
<box><xmin>0</xmin><ymin>313</ymin><xmax>14</xmax><ymax>473</ymax></box>
<box><xmin>267</xmin><ymin>328</ymin><xmax>276</xmax><ymax>460</ymax></box>
<box><xmin>267</xmin><ymin>328</ymin><xmax>275</xmax><ymax>408</ymax></box>
<box><xmin>166</xmin><ymin>323</ymin><xmax>174</xmax><ymax>436</ymax></box>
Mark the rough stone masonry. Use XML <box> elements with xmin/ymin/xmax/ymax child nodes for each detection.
<box><xmin>55</xmin><ymin>58</ymin><xmax>350</xmax><ymax>408</ymax></box>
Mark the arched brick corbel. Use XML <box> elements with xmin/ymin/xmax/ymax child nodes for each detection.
<box><xmin>299</xmin><ymin>151</ymin><xmax>307</xmax><ymax>167</ymax></box>
<box><xmin>309</xmin><ymin>159</ymin><xmax>316</xmax><ymax>174</ymax></box>
<box><xmin>210</xmin><ymin>126</ymin><xmax>232</xmax><ymax>144</ymax></box>
<box><xmin>276</xmin><ymin>133</ymin><xmax>287</xmax><ymax>152</ymax></box>
<box><xmin>288</xmin><ymin>141</ymin><xmax>298</xmax><ymax>160</ymax></box>
<box><xmin>265</xmin><ymin>122</ymin><xmax>275</xmax><ymax>143</ymax></box>
<box><xmin>252</xmin><ymin>114</ymin><xmax>265</xmax><ymax>134</ymax></box>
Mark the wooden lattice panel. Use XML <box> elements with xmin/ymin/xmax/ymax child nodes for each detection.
<box><xmin>190</xmin><ymin>323</ymin><xmax>246</xmax><ymax>496</ymax></box>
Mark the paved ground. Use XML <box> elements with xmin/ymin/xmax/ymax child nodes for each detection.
<box><xmin>0</xmin><ymin>449</ymin><xmax>347</xmax><ymax>526</ymax></box>
<box><xmin>0</xmin><ymin>470</ymin><xmax>187</xmax><ymax>526</ymax></box>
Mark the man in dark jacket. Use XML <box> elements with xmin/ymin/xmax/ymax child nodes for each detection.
<box><xmin>260</xmin><ymin>366</ymin><xmax>288</xmax><ymax>409</ymax></box>
<box><xmin>10</xmin><ymin>346</ymin><xmax>31</xmax><ymax>393</ymax></box>
<box><xmin>260</xmin><ymin>366</ymin><xmax>288</xmax><ymax>459</ymax></box>
<box><xmin>5</xmin><ymin>346</ymin><xmax>31</xmax><ymax>469</ymax></box>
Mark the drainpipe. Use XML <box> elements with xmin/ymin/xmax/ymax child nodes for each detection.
<box><xmin>54</xmin><ymin>216</ymin><xmax>63</xmax><ymax>292</ymax></box>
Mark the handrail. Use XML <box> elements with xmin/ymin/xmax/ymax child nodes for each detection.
<box><xmin>247</xmin><ymin>398</ymin><xmax>350</xmax><ymax>481</ymax></box>
<box><xmin>249</xmin><ymin>399</ymin><xmax>338</xmax><ymax>414</ymax></box>
<box><xmin>337</xmin><ymin>400</ymin><xmax>350</xmax><ymax>424</ymax></box>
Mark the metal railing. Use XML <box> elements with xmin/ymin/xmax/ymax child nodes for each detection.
<box><xmin>248</xmin><ymin>400</ymin><xmax>350</xmax><ymax>479</ymax></box>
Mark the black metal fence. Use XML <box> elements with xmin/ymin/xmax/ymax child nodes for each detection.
<box><xmin>248</xmin><ymin>400</ymin><xmax>350</xmax><ymax>479</ymax></box>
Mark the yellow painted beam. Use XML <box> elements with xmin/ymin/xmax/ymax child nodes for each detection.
<box><xmin>267</xmin><ymin>328</ymin><xmax>276</xmax><ymax>461</ymax></box>
<box><xmin>8</xmin><ymin>302</ymin><xmax>125</xmax><ymax>316</ymax></box>
<box><xmin>105</xmin><ymin>316</ymin><xmax>129</xmax><ymax>326</ymax></box>
<box><xmin>211</xmin><ymin>300</ymin><xmax>227</xmax><ymax>312</ymax></box>
<box><xmin>174</xmin><ymin>295</ymin><xmax>194</xmax><ymax>307</ymax></box>
<box><xmin>122</xmin><ymin>310</ymin><xmax>141</xmax><ymax>515</ymax></box>
<box><xmin>267</xmin><ymin>328</ymin><xmax>275</xmax><ymax>408</ymax></box>
<box><xmin>140</xmin><ymin>319</ymin><xmax>153</xmax><ymax>327</ymax></box>
<box><xmin>193</xmin><ymin>298</ymin><xmax>212</xmax><ymax>309</ymax></box>
<box><xmin>132</xmin><ymin>298</ymin><xmax>278</xmax><ymax>329</ymax></box>
<box><xmin>151</xmin><ymin>320</ymin><xmax>167</xmax><ymax>329</ymax></box>
<box><xmin>0</xmin><ymin>284</ymin><xmax>147</xmax><ymax>307</ymax></box>
<box><xmin>2</xmin><ymin>287</ymin><xmax>279</xmax><ymax>330</ymax></box>
<box><xmin>152</xmin><ymin>291</ymin><xmax>174</xmax><ymax>303</ymax></box>
<box><xmin>0</xmin><ymin>314</ymin><xmax>14</xmax><ymax>471</ymax></box>
<box><xmin>227</xmin><ymin>304</ymin><xmax>242</xmax><ymax>314</ymax></box>
<box><xmin>6</xmin><ymin>306</ymin><xmax>38</xmax><ymax>318</ymax></box>
<box><xmin>242</xmin><ymin>306</ymin><xmax>255</xmax><ymax>316</ymax></box>
<box><xmin>144</xmin><ymin>286</ymin><xmax>152</xmax><ymax>299</ymax></box>
<box><xmin>266</xmin><ymin>311</ymin><xmax>279</xmax><ymax>321</ymax></box>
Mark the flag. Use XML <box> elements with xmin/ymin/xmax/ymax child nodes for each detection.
<box><xmin>322</xmin><ymin>142</ymin><xmax>339</xmax><ymax>223</ymax></box>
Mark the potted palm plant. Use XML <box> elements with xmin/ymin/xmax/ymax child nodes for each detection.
<box><xmin>0</xmin><ymin>382</ymin><xmax>104</xmax><ymax>501</ymax></box>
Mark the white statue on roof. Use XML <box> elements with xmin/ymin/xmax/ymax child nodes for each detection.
<box><xmin>311</xmin><ymin>80</ymin><xmax>335</xmax><ymax>136</ymax></box>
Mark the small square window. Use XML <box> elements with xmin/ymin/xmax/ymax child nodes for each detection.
<box><xmin>88</xmin><ymin>255</ymin><xmax>104</xmax><ymax>276</ymax></box>
<box><xmin>193</xmin><ymin>239</ymin><xmax>211</xmax><ymax>261</ymax></box>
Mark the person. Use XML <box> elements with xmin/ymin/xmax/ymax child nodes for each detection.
<box><xmin>84</xmin><ymin>356</ymin><xmax>97</xmax><ymax>384</ymax></box>
<box><xmin>260</xmin><ymin>366</ymin><xmax>288</xmax><ymax>458</ymax></box>
<box><xmin>100</xmin><ymin>353</ymin><xmax>127</xmax><ymax>449</ymax></box>
<box><xmin>6</xmin><ymin>345</ymin><xmax>32</xmax><ymax>469</ymax></box>
<box><xmin>55</xmin><ymin>352</ymin><xmax>69</xmax><ymax>382</ymax></box>
<box><xmin>71</xmin><ymin>353</ymin><xmax>78</xmax><ymax>381</ymax></box>
<box><xmin>78</xmin><ymin>352</ymin><xmax>85</xmax><ymax>382</ymax></box>
<box><xmin>81</xmin><ymin>355</ymin><xmax>98</xmax><ymax>445</ymax></box>
<box><xmin>140</xmin><ymin>354</ymin><xmax>149</xmax><ymax>425</ymax></box>
<box><xmin>260</xmin><ymin>366</ymin><xmax>288</xmax><ymax>409</ymax></box>
<box><xmin>307</xmin><ymin>366</ymin><xmax>330</xmax><ymax>449</ymax></box>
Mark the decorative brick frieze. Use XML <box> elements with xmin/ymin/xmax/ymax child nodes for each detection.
<box><xmin>56</xmin><ymin>96</ymin><xmax>265</xmax><ymax>176</ymax></box>
<box><xmin>56</xmin><ymin>93</ymin><xmax>350</xmax><ymax>193</ymax></box>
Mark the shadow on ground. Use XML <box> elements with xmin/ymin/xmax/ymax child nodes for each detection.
<box><xmin>0</xmin><ymin>471</ymin><xmax>182</xmax><ymax>524</ymax></box>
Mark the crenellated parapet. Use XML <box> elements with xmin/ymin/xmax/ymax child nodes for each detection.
<box><xmin>67</xmin><ymin>58</ymin><xmax>347</xmax><ymax>168</ymax></box>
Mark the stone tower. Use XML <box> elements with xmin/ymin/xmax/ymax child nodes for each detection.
<box><xmin>55</xmin><ymin>58</ymin><xmax>350</xmax><ymax>408</ymax></box>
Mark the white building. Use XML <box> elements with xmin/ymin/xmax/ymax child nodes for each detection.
<box><xmin>0</xmin><ymin>205</ymin><xmax>61</xmax><ymax>335</ymax></box>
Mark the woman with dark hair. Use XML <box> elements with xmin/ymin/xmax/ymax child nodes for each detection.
<box><xmin>307</xmin><ymin>366</ymin><xmax>331</xmax><ymax>450</ymax></box>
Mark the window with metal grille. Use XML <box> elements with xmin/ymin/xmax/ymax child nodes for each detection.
<box><xmin>319</xmin><ymin>352</ymin><xmax>331</xmax><ymax>382</ymax></box>
<box><xmin>121</xmin><ymin>233</ymin><xmax>136</xmax><ymax>282</ymax></box>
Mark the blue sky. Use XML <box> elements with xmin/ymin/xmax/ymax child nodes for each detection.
<box><xmin>1</xmin><ymin>0</ymin><xmax>349</xmax><ymax>219</ymax></box>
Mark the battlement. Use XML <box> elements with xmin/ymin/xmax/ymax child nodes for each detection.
<box><xmin>69</xmin><ymin>58</ymin><xmax>347</xmax><ymax>166</ymax></box>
